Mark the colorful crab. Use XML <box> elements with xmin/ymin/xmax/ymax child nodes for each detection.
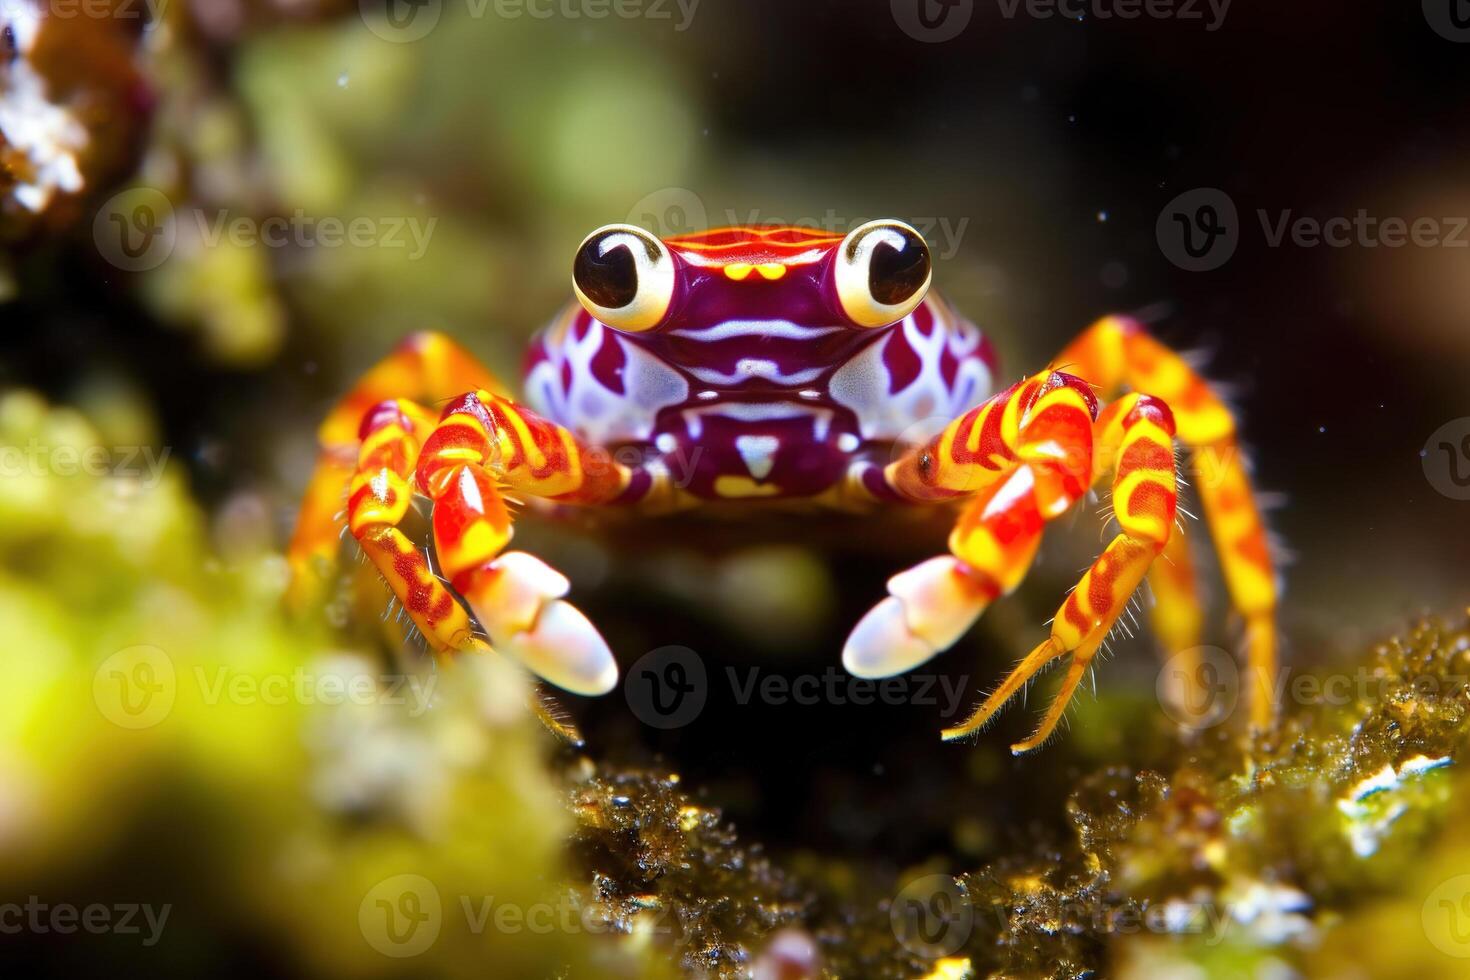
<box><xmin>287</xmin><ymin>220</ymin><xmax>1279</xmax><ymax>753</ymax></box>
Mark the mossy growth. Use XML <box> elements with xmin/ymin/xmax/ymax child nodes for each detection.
<box><xmin>566</xmin><ymin>615</ymin><xmax>1470</xmax><ymax>978</ymax></box>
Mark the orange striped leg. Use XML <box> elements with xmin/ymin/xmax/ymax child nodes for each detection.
<box><xmin>1148</xmin><ymin>521</ymin><xmax>1207</xmax><ymax>713</ymax></box>
<box><xmin>1055</xmin><ymin>316</ymin><xmax>1277</xmax><ymax>729</ymax></box>
<box><xmin>345</xmin><ymin>398</ymin><xmax>482</xmax><ymax>653</ymax></box>
<box><xmin>412</xmin><ymin>390</ymin><xmax>631</xmax><ymax>695</ymax></box>
<box><xmin>942</xmin><ymin>393</ymin><xmax>1180</xmax><ymax>753</ymax></box>
<box><xmin>287</xmin><ymin>331</ymin><xmax>507</xmax><ymax>611</ymax></box>
<box><xmin>843</xmin><ymin>371</ymin><xmax>1096</xmax><ymax>680</ymax></box>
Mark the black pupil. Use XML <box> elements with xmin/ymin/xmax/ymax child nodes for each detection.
<box><xmin>868</xmin><ymin>228</ymin><xmax>931</xmax><ymax>306</ymax></box>
<box><xmin>575</xmin><ymin>236</ymin><xmax>640</xmax><ymax>309</ymax></box>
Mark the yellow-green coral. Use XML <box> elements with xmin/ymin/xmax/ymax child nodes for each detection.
<box><xmin>0</xmin><ymin>391</ymin><xmax>643</xmax><ymax>976</ymax></box>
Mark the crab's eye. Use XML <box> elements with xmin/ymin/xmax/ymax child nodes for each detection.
<box><xmin>834</xmin><ymin>219</ymin><xmax>932</xmax><ymax>328</ymax></box>
<box><xmin>572</xmin><ymin>224</ymin><xmax>675</xmax><ymax>332</ymax></box>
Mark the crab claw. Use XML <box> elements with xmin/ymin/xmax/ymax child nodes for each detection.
<box><xmin>842</xmin><ymin>556</ymin><xmax>994</xmax><ymax>678</ymax></box>
<box><xmin>465</xmin><ymin>551</ymin><xmax>618</xmax><ymax>696</ymax></box>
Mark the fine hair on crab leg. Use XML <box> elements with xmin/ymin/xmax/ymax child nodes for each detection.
<box><xmin>1052</xmin><ymin>315</ymin><xmax>1278</xmax><ymax>730</ymax></box>
<box><xmin>345</xmin><ymin>397</ymin><xmax>484</xmax><ymax>652</ymax></box>
<box><xmin>414</xmin><ymin>390</ymin><xmax>632</xmax><ymax>696</ymax></box>
<box><xmin>287</xmin><ymin>331</ymin><xmax>510</xmax><ymax>612</ymax></box>
<box><xmin>844</xmin><ymin>370</ymin><xmax>1099</xmax><ymax>681</ymax></box>
<box><xmin>943</xmin><ymin>392</ymin><xmax>1182</xmax><ymax>753</ymax></box>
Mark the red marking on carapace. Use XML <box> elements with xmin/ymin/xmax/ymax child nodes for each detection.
<box><xmin>884</xmin><ymin>329</ymin><xmax>923</xmax><ymax>392</ymax></box>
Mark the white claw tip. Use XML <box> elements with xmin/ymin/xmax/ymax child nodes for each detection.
<box><xmin>497</xmin><ymin>599</ymin><xmax>618</xmax><ymax>696</ymax></box>
<box><xmin>842</xmin><ymin>596</ymin><xmax>941</xmax><ymax>678</ymax></box>
<box><xmin>887</xmin><ymin>556</ymin><xmax>990</xmax><ymax>652</ymax></box>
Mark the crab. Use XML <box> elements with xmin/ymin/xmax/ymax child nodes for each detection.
<box><xmin>286</xmin><ymin>220</ymin><xmax>1279</xmax><ymax>753</ymax></box>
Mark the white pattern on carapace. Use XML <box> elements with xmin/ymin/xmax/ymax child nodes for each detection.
<box><xmin>680</xmin><ymin>402</ymin><xmax>835</xmax><ymax>441</ymax></box>
<box><xmin>827</xmin><ymin>297</ymin><xmax>993</xmax><ymax>441</ymax></box>
<box><xmin>524</xmin><ymin>313</ymin><xmax>688</xmax><ymax>445</ymax></box>
<box><xmin>667</xmin><ymin>319</ymin><xmax>844</xmax><ymax>342</ymax></box>
<box><xmin>734</xmin><ymin>435</ymin><xmax>780</xmax><ymax>481</ymax></box>
<box><xmin>684</xmin><ymin>361</ymin><xmax>827</xmax><ymax>386</ymax></box>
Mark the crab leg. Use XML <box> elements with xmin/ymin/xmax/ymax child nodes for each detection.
<box><xmin>345</xmin><ymin>398</ymin><xmax>482</xmax><ymax>652</ymax></box>
<box><xmin>844</xmin><ymin>371</ymin><xmax>1097</xmax><ymax>679</ymax></box>
<box><xmin>942</xmin><ymin>393</ymin><xmax>1180</xmax><ymax>752</ymax></box>
<box><xmin>412</xmin><ymin>390</ymin><xmax>631</xmax><ymax>695</ymax></box>
<box><xmin>287</xmin><ymin>331</ymin><xmax>508</xmax><ymax>611</ymax></box>
<box><xmin>1054</xmin><ymin>316</ymin><xmax>1277</xmax><ymax>729</ymax></box>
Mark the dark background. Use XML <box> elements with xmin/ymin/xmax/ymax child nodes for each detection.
<box><xmin>6</xmin><ymin>0</ymin><xmax>1470</xmax><ymax>858</ymax></box>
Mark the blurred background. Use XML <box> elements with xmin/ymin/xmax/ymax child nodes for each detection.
<box><xmin>4</xmin><ymin>0</ymin><xmax>1470</xmax><ymax>976</ymax></box>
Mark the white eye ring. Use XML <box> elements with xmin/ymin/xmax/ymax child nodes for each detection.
<box><xmin>572</xmin><ymin>224</ymin><xmax>676</xmax><ymax>333</ymax></box>
<box><xmin>834</xmin><ymin>219</ymin><xmax>933</xmax><ymax>328</ymax></box>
